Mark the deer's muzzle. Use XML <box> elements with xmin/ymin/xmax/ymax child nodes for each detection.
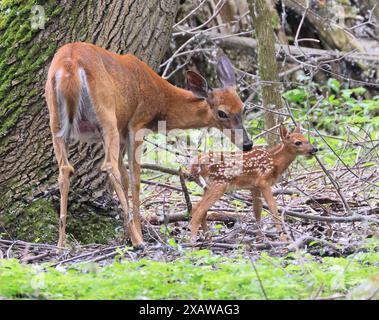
<box><xmin>231</xmin><ymin>113</ymin><xmax>253</xmax><ymax>151</ymax></box>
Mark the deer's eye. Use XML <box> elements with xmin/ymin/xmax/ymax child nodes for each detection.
<box><xmin>217</xmin><ymin>110</ymin><xmax>229</xmax><ymax>119</ymax></box>
<box><xmin>295</xmin><ymin>141</ymin><xmax>302</xmax><ymax>146</ymax></box>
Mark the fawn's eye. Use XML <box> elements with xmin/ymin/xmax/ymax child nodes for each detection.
<box><xmin>217</xmin><ymin>110</ymin><xmax>229</xmax><ymax>119</ymax></box>
<box><xmin>295</xmin><ymin>141</ymin><xmax>302</xmax><ymax>146</ymax></box>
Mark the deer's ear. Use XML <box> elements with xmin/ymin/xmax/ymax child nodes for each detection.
<box><xmin>280</xmin><ymin>124</ymin><xmax>289</xmax><ymax>141</ymax></box>
<box><xmin>186</xmin><ymin>71</ymin><xmax>208</xmax><ymax>99</ymax></box>
<box><xmin>216</xmin><ymin>50</ymin><xmax>236</xmax><ymax>87</ymax></box>
<box><xmin>293</xmin><ymin>123</ymin><xmax>301</xmax><ymax>133</ymax></box>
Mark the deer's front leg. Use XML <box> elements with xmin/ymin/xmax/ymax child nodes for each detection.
<box><xmin>127</xmin><ymin>128</ymin><xmax>144</xmax><ymax>238</ymax></box>
<box><xmin>101</xmin><ymin>122</ymin><xmax>143</xmax><ymax>248</ymax></box>
<box><xmin>260</xmin><ymin>184</ymin><xmax>287</xmax><ymax>241</ymax></box>
<box><xmin>118</xmin><ymin>142</ymin><xmax>129</xmax><ymax>198</ymax></box>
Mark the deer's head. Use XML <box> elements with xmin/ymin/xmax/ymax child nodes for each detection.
<box><xmin>186</xmin><ymin>51</ymin><xmax>253</xmax><ymax>151</ymax></box>
<box><xmin>280</xmin><ymin>124</ymin><xmax>318</xmax><ymax>158</ymax></box>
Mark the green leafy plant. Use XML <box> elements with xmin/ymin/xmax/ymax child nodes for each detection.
<box><xmin>1</xmin><ymin>249</ymin><xmax>378</xmax><ymax>300</ymax></box>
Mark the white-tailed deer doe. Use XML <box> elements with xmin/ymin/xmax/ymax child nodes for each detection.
<box><xmin>45</xmin><ymin>42</ymin><xmax>252</xmax><ymax>248</ymax></box>
<box><xmin>189</xmin><ymin>124</ymin><xmax>318</xmax><ymax>241</ymax></box>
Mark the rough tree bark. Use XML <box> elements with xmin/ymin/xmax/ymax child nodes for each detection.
<box><xmin>0</xmin><ymin>0</ymin><xmax>178</xmax><ymax>244</ymax></box>
<box><xmin>249</xmin><ymin>0</ymin><xmax>283</xmax><ymax>146</ymax></box>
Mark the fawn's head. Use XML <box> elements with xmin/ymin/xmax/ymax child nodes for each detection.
<box><xmin>186</xmin><ymin>51</ymin><xmax>253</xmax><ymax>151</ymax></box>
<box><xmin>280</xmin><ymin>124</ymin><xmax>318</xmax><ymax>158</ymax></box>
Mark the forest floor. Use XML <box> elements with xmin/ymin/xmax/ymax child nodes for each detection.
<box><xmin>0</xmin><ymin>167</ymin><xmax>379</xmax><ymax>264</ymax></box>
<box><xmin>1</xmin><ymin>162</ymin><xmax>378</xmax><ymax>264</ymax></box>
<box><xmin>1</xmin><ymin>160</ymin><xmax>378</xmax><ymax>299</ymax></box>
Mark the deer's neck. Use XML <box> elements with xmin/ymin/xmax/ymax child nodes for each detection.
<box><xmin>164</xmin><ymin>86</ymin><xmax>216</xmax><ymax>130</ymax></box>
<box><xmin>269</xmin><ymin>144</ymin><xmax>296</xmax><ymax>176</ymax></box>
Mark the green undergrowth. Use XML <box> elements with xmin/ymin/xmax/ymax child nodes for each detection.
<box><xmin>281</xmin><ymin>78</ymin><xmax>379</xmax><ymax>168</ymax></box>
<box><xmin>1</xmin><ymin>248</ymin><xmax>378</xmax><ymax>300</ymax></box>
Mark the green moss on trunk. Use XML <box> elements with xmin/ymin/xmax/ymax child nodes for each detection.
<box><xmin>2</xmin><ymin>199</ymin><xmax>120</xmax><ymax>244</ymax></box>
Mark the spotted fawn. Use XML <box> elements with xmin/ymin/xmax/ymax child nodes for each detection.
<box><xmin>188</xmin><ymin>124</ymin><xmax>318</xmax><ymax>241</ymax></box>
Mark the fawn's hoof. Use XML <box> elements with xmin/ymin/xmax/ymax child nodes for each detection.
<box><xmin>279</xmin><ymin>233</ymin><xmax>290</xmax><ymax>242</ymax></box>
<box><xmin>256</xmin><ymin>235</ymin><xmax>264</xmax><ymax>243</ymax></box>
<box><xmin>190</xmin><ymin>237</ymin><xmax>197</xmax><ymax>244</ymax></box>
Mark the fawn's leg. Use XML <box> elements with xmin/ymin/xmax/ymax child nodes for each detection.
<box><xmin>201</xmin><ymin>215</ymin><xmax>209</xmax><ymax>237</ymax></box>
<box><xmin>251</xmin><ymin>188</ymin><xmax>264</xmax><ymax>240</ymax></box>
<box><xmin>200</xmin><ymin>187</ymin><xmax>209</xmax><ymax>236</ymax></box>
<box><xmin>190</xmin><ymin>183</ymin><xmax>226</xmax><ymax>241</ymax></box>
<box><xmin>260</xmin><ymin>184</ymin><xmax>287</xmax><ymax>241</ymax></box>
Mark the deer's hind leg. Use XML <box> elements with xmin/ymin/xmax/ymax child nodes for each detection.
<box><xmin>46</xmin><ymin>85</ymin><xmax>74</xmax><ymax>248</ymax></box>
<box><xmin>190</xmin><ymin>183</ymin><xmax>226</xmax><ymax>241</ymax></box>
<box><xmin>55</xmin><ymin>138</ymin><xmax>74</xmax><ymax>248</ymax></box>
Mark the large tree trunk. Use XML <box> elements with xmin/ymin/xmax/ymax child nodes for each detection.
<box><xmin>0</xmin><ymin>0</ymin><xmax>178</xmax><ymax>244</ymax></box>
<box><xmin>249</xmin><ymin>0</ymin><xmax>283</xmax><ymax>146</ymax></box>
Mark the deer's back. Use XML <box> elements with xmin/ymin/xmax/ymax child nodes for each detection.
<box><xmin>50</xmin><ymin>42</ymin><xmax>168</xmax><ymax>105</ymax></box>
<box><xmin>47</xmin><ymin>42</ymin><xmax>172</xmax><ymax>135</ymax></box>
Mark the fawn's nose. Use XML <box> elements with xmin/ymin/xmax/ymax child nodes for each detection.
<box><xmin>243</xmin><ymin>141</ymin><xmax>253</xmax><ymax>151</ymax></box>
<box><xmin>310</xmin><ymin>146</ymin><xmax>318</xmax><ymax>154</ymax></box>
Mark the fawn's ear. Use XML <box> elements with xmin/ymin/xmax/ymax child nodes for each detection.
<box><xmin>280</xmin><ymin>124</ymin><xmax>289</xmax><ymax>141</ymax></box>
<box><xmin>293</xmin><ymin>123</ymin><xmax>302</xmax><ymax>133</ymax></box>
<box><xmin>186</xmin><ymin>71</ymin><xmax>209</xmax><ymax>99</ymax></box>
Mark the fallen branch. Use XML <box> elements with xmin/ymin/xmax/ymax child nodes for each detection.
<box><xmin>175</xmin><ymin>27</ymin><xmax>379</xmax><ymax>62</ymax></box>
<box><xmin>314</xmin><ymin>155</ymin><xmax>352</xmax><ymax>215</ymax></box>
<box><xmin>146</xmin><ymin>205</ymin><xmax>379</xmax><ymax>226</ymax></box>
<box><xmin>283</xmin><ymin>0</ymin><xmax>366</xmax><ymax>54</ymax></box>
<box><xmin>182</xmin><ymin>240</ymin><xmax>289</xmax><ymax>250</ymax></box>
<box><xmin>288</xmin><ymin>235</ymin><xmax>342</xmax><ymax>252</ymax></box>
<box><xmin>146</xmin><ymin>211</ymin><xmax>248</xmax><ymax>225</ymax></box>
<box><xmin>229</xmin><ymin>194</ymin><xmax>379</xmax><ymax>224</ymax></box>
<box><xmin>284</xmin><ymin>210</ymin><xmax>379</xmax><ymax>224</ymax></box>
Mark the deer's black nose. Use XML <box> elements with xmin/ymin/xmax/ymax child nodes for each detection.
<box><xmin>243</xmin><ymin>142</ymin><xmax>253</xmax><ymax>151</ymax></box>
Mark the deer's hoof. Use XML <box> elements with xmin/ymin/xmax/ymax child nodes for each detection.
<box><xmin>133</xmin><ymin>243</ymin><xmax>145</xmax><ymax>251</ymax></box>
<box><xmin>57</xmin><ymin>239</ymin><xmax>66</xmax><ymax>249</ymax></box>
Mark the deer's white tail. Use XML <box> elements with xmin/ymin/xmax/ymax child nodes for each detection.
<box><xmin>55</xmin><ymin>60</ymin><xmax>90</xmax><ymax>142</ymax></box>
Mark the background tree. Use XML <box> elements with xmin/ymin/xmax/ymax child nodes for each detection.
<box><xmin>249</xmin><ymin>0</ymin><xmax>283</xmax><ymax>146</ymax></box>
<box><xmin>0</xmin><ymin>0</ymin><xmax>179</xmax><ymax>243</ymax></box>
